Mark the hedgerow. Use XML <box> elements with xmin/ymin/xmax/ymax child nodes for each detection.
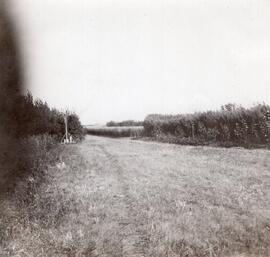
<box><xmin>144</xmin><ymin>103</ymin><xmax>270</xmax><ymax>147</ymax></box>
<box><xmin>14</xmin><ymin>92</ymin><xmax>85</xmax><ymax>141</ymax></box>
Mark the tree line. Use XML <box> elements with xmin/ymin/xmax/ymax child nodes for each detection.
<box><xmin>144</xmin><ymin>103</ymin><xmax>270</xmax><ymax>147</ymax></box>
<box><xmin>11</xmin><ymin>92</ymin><xmax>85</xmax><ymax>141</ymax></box>
<box><xmin>106</xmin><ymin>120</ymin><xmax>143</xmax><ymax>127</ymax></box>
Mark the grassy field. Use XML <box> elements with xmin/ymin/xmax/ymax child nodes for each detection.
<box><xmin>1</xmin><ymin>135</ymin><xmax>270</xmax><ymax>257</ymax></box>
<box><xmin>86</xmin><ymin>125</ymin><xmax>144</xmax><ymax>137</ymax></box>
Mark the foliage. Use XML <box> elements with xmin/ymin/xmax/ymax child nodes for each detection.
<box><xmin>14</xmin><ymin>92</ymin><xmax>85</xmax><ymax>141</ymax></box>
<box><xmin>106</xmin><ymin>120</ymin><xmax>144</xmax><ymax>127</ymax></box>
<box><xmin>144</xmin><ymin>103</ymin><xmax>270</xmax><ymax>147</ymax></box>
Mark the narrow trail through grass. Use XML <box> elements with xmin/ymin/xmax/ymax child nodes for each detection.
<box><xmin>80</xmin><ymin>141</ymin><xmax>149</xmax><ymax>257</ymax></box>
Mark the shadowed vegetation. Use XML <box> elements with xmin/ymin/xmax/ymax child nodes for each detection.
<box><xmin>15</xmin><ymin>92</ymin><xmax>85</xmax><ymax>141</ymax></box>
<box><xmin>144</xmin><ymin>103</ymin><xmax>270</xmax><ymax>148</ymax></box>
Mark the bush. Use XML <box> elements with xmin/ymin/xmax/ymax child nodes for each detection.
<box><xmin>144</xmin><ymin>103</ymin><xmax>270</xmax><ymax>147</ymax></box>
<box><xmin>0</xmin><ymin>134</ymin><xmax>60</xmax><ymax>194</ymax></box>
<box><xmin>14</xmin><ymin>92</ymin><xmax>85</xmax><ymax>141</ymax></box>
<box><xmin>0</xmin><ymin>91</ymin><xmax>84</xmax><ymax>193</ymax></box>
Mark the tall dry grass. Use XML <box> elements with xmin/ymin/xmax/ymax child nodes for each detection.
<box><xmin>0</xmin><ymin>134</ymin><xmax>63</xmax><ymax>256</ymax></box>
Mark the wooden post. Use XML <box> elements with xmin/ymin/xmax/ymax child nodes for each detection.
<box><xmin>64</xmin><ymin>113</ymin><xmax>68</xmax><ymax>142</ymax></box>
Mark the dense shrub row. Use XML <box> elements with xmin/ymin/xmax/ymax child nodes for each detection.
<box><xmin>144</xmin><ymin>104</ymin><xmax>270</xmax><ymax>147</ymax></box>
<box><xmin>14</xmin><ymin>92</ymin><xmax>85</xmax><ymax>141</ymax></box>
<box><xmin>0</xmin><ymin>91</ymin><xmax>84</xmax><ymax>192</ymax></box>
<box><xmin>106</xmin><ymin>120</ymin><xmax>143</xmax><ymax>127</ymax></box>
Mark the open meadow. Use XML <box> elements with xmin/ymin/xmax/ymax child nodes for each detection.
<box><xmin>1</xmin><ymin>135</ymin><xmax>270</xmax><ymax>257</ymax></box>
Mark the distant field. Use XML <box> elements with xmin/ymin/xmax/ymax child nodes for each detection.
<box><xmin>2</xmin><ymin>135</ymin><xmax>270</xmax><ymax>257</ymax></box>
<box><xmin>85</xmin><ymin>125</ymin><xmax>144</xmax><ymax>137</ymax></box>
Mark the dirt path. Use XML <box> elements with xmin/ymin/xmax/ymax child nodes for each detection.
<box><xmin>77</xmin><ymin>137</ymin><xmax>150</xmax><ymax>257</ymax></box>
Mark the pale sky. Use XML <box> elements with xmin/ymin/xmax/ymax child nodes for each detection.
<box><xmin>10</xmin><ymin>0</ymin><xmax>270</xmax><ymax>124</ymax></box>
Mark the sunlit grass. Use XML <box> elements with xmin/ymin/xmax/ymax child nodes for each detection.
<box><xmin>1</xmin><ymin>135</ymin><xmax>270</xmax><ymax>257</ymax></box>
